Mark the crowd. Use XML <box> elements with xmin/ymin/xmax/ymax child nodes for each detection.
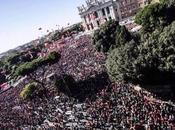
<box><xmin>0</xmin><ymin>82</ymin><xmax>174</xmax><ymax>130</ymax></box>
<box><xmin>0</xmin><ymin>34</ymin><xmax>174</xmax><ymax>130</ymax></box>
<box><xmin>34</xmin><ymin>34</ymin><xmax>106</xmax><ymax>82</ymax></box>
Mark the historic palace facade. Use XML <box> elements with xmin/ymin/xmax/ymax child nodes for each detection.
<box><xmin>78</xmin><ymin>0</ymin><xmax>148</xmax><ymax>31</ymax></box>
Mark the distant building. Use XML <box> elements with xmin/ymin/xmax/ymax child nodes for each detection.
<box><xmin>78</xmin><ymin>0</ymin><xmax>148</xmax><ymax>31</ymax></box>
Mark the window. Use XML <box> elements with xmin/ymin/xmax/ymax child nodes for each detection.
<box><xmin>90</xmin><ymin>23</ymin><xmax>94</xmax><ymax>29</ymax></box>
<box><xmin>106</xmin><ymin>7</ymin><xmax>110</xmax><ymax>14</ymax></box>
<box><xmin>102</xmin><ymin>8</ymin><xmax>106</xmax><ymax>16</ymax></box>
<box><xmin>84</xmin><ymin>16</ymin><xmax>87</xmax><ymax>23</ymax></box>
<box><xmin>97</xmin><ymin>20</ymin><xmax>100</xmax><ymax>26</ymax></box>
<box><xmin>88</xmin><ymin>14</ymin><xmax>91</xmax><ymax>21</ymax></box>
<box><xmin>94</xmin><ymin>11</ymin><xmax>98</xmax><ymax>18</ymax></box>
<box><xmin>87</xmin><ymin>24</ymin><xmax>90</xmax><ymax>30</ymax></box>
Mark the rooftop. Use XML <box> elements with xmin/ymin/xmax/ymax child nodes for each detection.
<box><xmin>77</xmin><ymin>0</ymin><xmax>115</xmax><ymax>14</ymax></box>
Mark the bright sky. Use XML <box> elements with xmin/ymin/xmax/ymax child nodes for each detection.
<box><xmin>0</xmin><ymin>0</ymin><xmax>85</xmax><ymax>53</ymax></box>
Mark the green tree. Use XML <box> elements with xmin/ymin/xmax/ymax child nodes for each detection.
<box><xmin>92</xmin><ymin>20</ymin><xmax>131</xmax><ymax>52</ymax></box>
<box><xmin>135</xmin><ymin>0</ymin><xmax>175</xmax><ymax>32</ymax></box>
<box><xmin>19</xmin><ymin>82</ymin><xmax>46</xmax><ymax>99</ymax></box>
<box><xmin>160</xmin><ymin>0</ymin><xmax>175</xmax><ymax>7</ymax></box>
<box><xmin>46</xmin><ymin>51</ymin><xmax>61</xmax><ymax>64</ymax></box>
<box><xmin>15</xmin><ymin>51</ymin><xmax>61</xmax><ymax>76</ymax></box>
<box><xmin>106</xmin><ymin>40</ymin><xmax>139</xmax><ymax>82</ymax></box>
<box><xmin>20</xmin><ymin>82</ymin><xmax>37</xmax><ymax>99</ymax></box>
<box><xmin>15</xmin><ymin>51</ymin><xmax>61</xmax><ymax>96</ymax></box>
<box><xmin>106</xmin><ymin>21</ymin><xmax>175</xmax><ymax>84</ymax></box>
<box><xmin>135</xmin><ymin>3</ymin><xmax>167</xmax><ymax>32</ymax></box>
<box><xmin>115</xmin><ymin>26</ymin><xmax>131</xmax><ymax>47</ymax></box>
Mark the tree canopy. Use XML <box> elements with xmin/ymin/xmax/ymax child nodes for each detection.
<box><xmin>92</xmin><ymin>20</ymin><xmax>131</xmax><ymax>53</ymax></box>
<box><xmin>20</xmin><ymin>82</ymin><xmax>37</xmax><ymax>99</ymax></box>
<box><xmin>15</xmin><ymin>51</ymin><xmax>61</xmax><ymax>76</ymax></box>
<box><xmin>106</xmin><ymin>21</ymin><xmax>175</xmax><ymax>84</ymax></box>
<box><xmin>135</xmin><ymin>0</ymin><xmax>175</xmax><ymax>32</ymax></box>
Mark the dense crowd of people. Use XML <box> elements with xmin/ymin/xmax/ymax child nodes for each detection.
<box><xmin>0</xmin><ymin>34</ymin><xmax>174</xmax><ymax>130</ymax></box>
<box><xmin>0</xmin><ymin>82</ymin><xmax>174</xmax><ymax>129</ymax></box>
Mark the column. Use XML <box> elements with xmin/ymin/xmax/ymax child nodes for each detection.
<box><xmin>116</xmin><ymin>2</ymin><xmax>122</xmax><ymax>21</ymax></box>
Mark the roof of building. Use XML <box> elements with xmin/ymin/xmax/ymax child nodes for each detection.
<box><xmin>78</xmin><ymin>0</ymin><xmax>115</xmax><ymax>15</ymax></box>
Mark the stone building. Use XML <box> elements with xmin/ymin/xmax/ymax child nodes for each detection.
<box><xmin>78</xmin><ymin>0</ymin><xmax>148</xmax><ymax>31</ymax></box>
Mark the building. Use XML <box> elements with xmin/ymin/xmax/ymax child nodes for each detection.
<box><xmin>78</xmin><ymin>0</ymin><xmax>148</xmax><ymax>31</ymax></box>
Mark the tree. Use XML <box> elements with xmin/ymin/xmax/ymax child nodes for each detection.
<box><xmin>160</xmin><ymin>0</ymin><xmax>175</xmax><ymax>7</ymax></box>
<box><xmin>20</xmin><ymin>82</ymin><xmax>46</xmax><ymax>99</ymax></box>
<box><xmin>106</xmin><ymin>40</ymin><xmax>139</xmax><ymax>82</ymax></box>
<box><xmin>106</xmin><ymin>21</ymin><xmax>175</xmax><ymax>84</ymax></box>
<box><xmin>46</xmin><ymin>51</ymin><xmax>61</xmax><ymax>64</ymax></box>
<box><xmin>135</xmin><ymin>3</ymin><xmax>167</xmax><ymax>32</ymax></box>
<box><xmin>92</xmin><ymin>20</ymin><xmax>131</xmax><ymax>52</ymax></box>
<box><xmin>135</xmin><ymin>0</ymin><xmax>175</xmax><ymax>32</ymax></box>
<box><xmin>115</xmin><ymin>26</ymin><xmax>131</xmax><ymax>47</ymax></box>
<box><xmin>20</xmin><ymin>82</ymin><xmax>37</xmax><ymax>99</ymax></box>
<box><xmin>15</xmin><ymin>51</ymin><xmax>61</xmax><ymax>76</ymax></box>
<box><xmin>138</xmin><ymin>21</ymin><xmax>175</xmax><ymax>72</ymax></box>
<box><xmin>15</xmin><ymin>51</ymin><xmax>61</xmax><ymax>96</ymax></box>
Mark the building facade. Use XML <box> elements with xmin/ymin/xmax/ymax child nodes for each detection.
<box><xmin>78</xmin><ymin>0</ymin><xmax>148</xmax><ymax>31</ymax></box>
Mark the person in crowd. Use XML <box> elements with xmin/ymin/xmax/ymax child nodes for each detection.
<box><xmin>0</xmin><ymin>34</ymin><xmax>174</xmax><ymax>130</ymax></box>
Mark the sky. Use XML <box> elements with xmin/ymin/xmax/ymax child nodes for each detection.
<box><xmin>0</xmin><ymin>0</ymin><xmax>85</xmax><ymax>53</ymax></box>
